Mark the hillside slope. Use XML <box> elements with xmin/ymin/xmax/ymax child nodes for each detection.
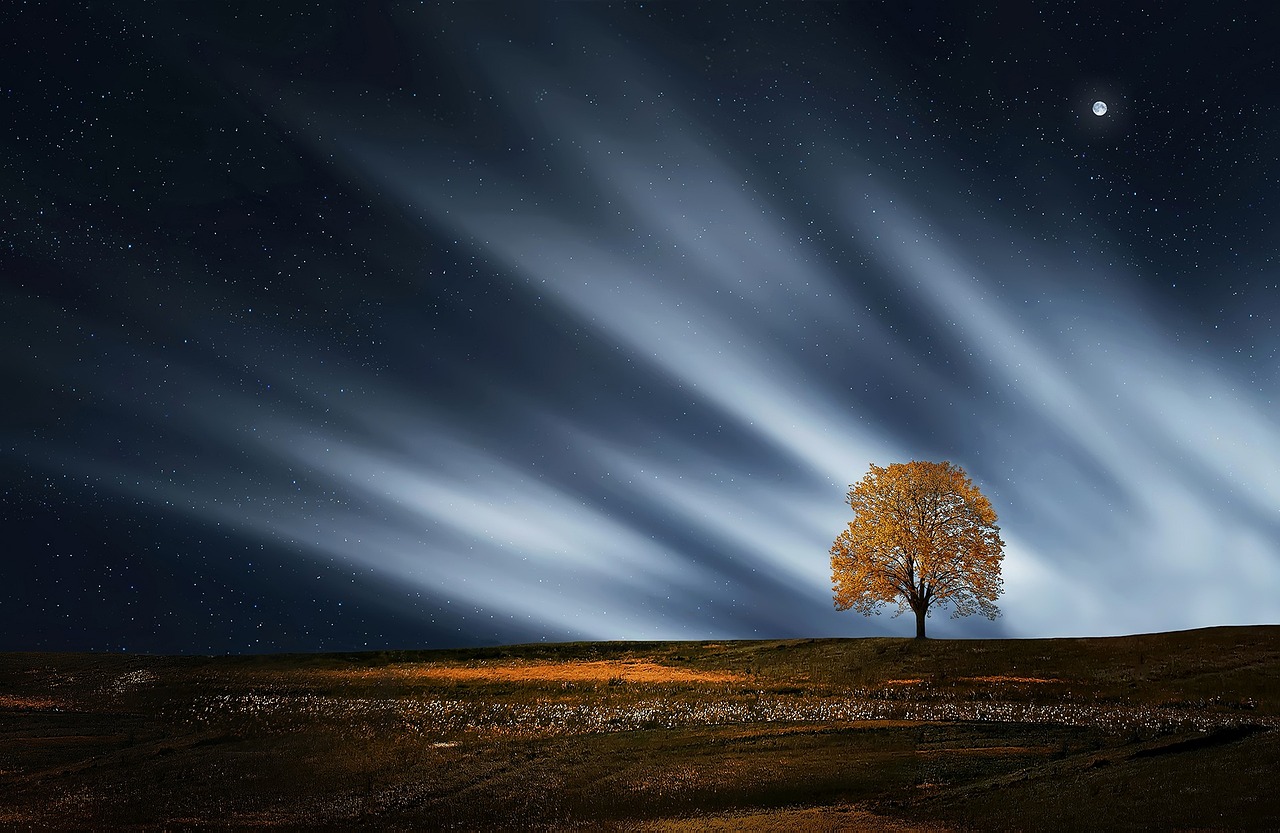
<box><xmin>1</xmin><ymin>626</ymin><xmax>1277</xmax><ymax>829</ymax></box>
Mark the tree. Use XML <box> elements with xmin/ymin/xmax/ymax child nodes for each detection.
<box><xmin>830</xmin><ymin>461</ymin><xmax>1004</xmax><ymax>639</ymax></box>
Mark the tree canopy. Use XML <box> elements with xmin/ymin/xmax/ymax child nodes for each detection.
<box><xmin>830</xmin><ymin>460</ymin><xmax>1004</xmax><ymax>639</ymax></box>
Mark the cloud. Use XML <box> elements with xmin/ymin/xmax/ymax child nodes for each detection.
<box><xmin>15</xmin><ymin>10</ymin><xmax>1277</xmax><ymax>648</ymax></box>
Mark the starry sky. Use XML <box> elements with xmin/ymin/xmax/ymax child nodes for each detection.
<box><xmin>4</xmin><ymin>3</ymin><xmax>1279</xmax><ymax>654</ymax></box>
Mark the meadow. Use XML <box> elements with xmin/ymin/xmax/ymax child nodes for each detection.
<box><xmin>2</xmin><ymin>626</ymin><xmax>1278</xmax><ymax>829</ymax></box>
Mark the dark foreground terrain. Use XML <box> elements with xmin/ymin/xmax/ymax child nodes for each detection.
<box><xmin>2</xmin><ymin>626</ymin><xmax>1279</xmax><ymax>830</ymax></box>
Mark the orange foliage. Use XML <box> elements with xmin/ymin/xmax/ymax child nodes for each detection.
<box><xmin>830</xmin><ymin>461</ymin><xmax>1004</xmax><ymax>638</ymax></box>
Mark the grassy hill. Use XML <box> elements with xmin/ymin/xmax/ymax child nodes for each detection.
<box><xmin>2</xmin><ymin>626</ymin><xmax>1278</xmax><ymax>829</ymax></box>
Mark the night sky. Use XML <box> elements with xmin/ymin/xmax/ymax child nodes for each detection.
<box><xmin>4</xmin><ymin>3</ymin><xmax>1279</xmax><ymax>654</ymax></box>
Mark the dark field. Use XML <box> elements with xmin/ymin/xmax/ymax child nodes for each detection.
<box><xmin>2</xmin><ymin>626</ymin><xmax>1279</xmax><ymax>830</ymax></box>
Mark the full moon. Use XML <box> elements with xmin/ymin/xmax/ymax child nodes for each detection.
<box><xmin>1092</xmin><ymin>100</ymin><xmax>1108</xmax><ymax>116</ymax></box>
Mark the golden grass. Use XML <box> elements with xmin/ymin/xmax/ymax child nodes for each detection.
<box><xmin>0</xmin><ymin>694</ymin><xmax>64</xmax><ymax>710</ymax></box>
<box><xmin>305</xmin><ymin>659</ymin><xmax>748</xmax><ymax>685</ymax></box>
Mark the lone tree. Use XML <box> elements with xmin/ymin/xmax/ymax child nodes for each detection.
<box><xmin>830</xmin><ymin>460</ymin><xmax>1004</xmax><ymax>639</ymax></box>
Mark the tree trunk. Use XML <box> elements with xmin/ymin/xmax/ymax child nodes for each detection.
<box><xmin>914</xmin><ymin>606</ymin><xmax>927</xmax><ymax>639</ymax></box>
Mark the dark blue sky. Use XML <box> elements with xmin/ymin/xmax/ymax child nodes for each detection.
<box><xmin>4</xmin><ymin>3</ymin><xmax>1278</xmax><ymax>653</ymax></box>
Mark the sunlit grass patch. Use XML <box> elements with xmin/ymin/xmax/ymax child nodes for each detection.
<box><xmin>258</xmin><ymin>658</ymin><xmax>752</xmax><ymax>690</ymax></box>
<box><xmin>0</xmin><ymin>694</ymin><xmax>65</xmax><ymax>710</ymax></box>
<box><xmin>393</xmin><ymin>659</ymin><xmax>749</xmax><ymax>685</ymax></box>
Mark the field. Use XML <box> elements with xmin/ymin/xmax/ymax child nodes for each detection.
<box><xmin>2</xmin><ymin>626</ymin><xmax>1279</xmax><ymax>830</ymax></box>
